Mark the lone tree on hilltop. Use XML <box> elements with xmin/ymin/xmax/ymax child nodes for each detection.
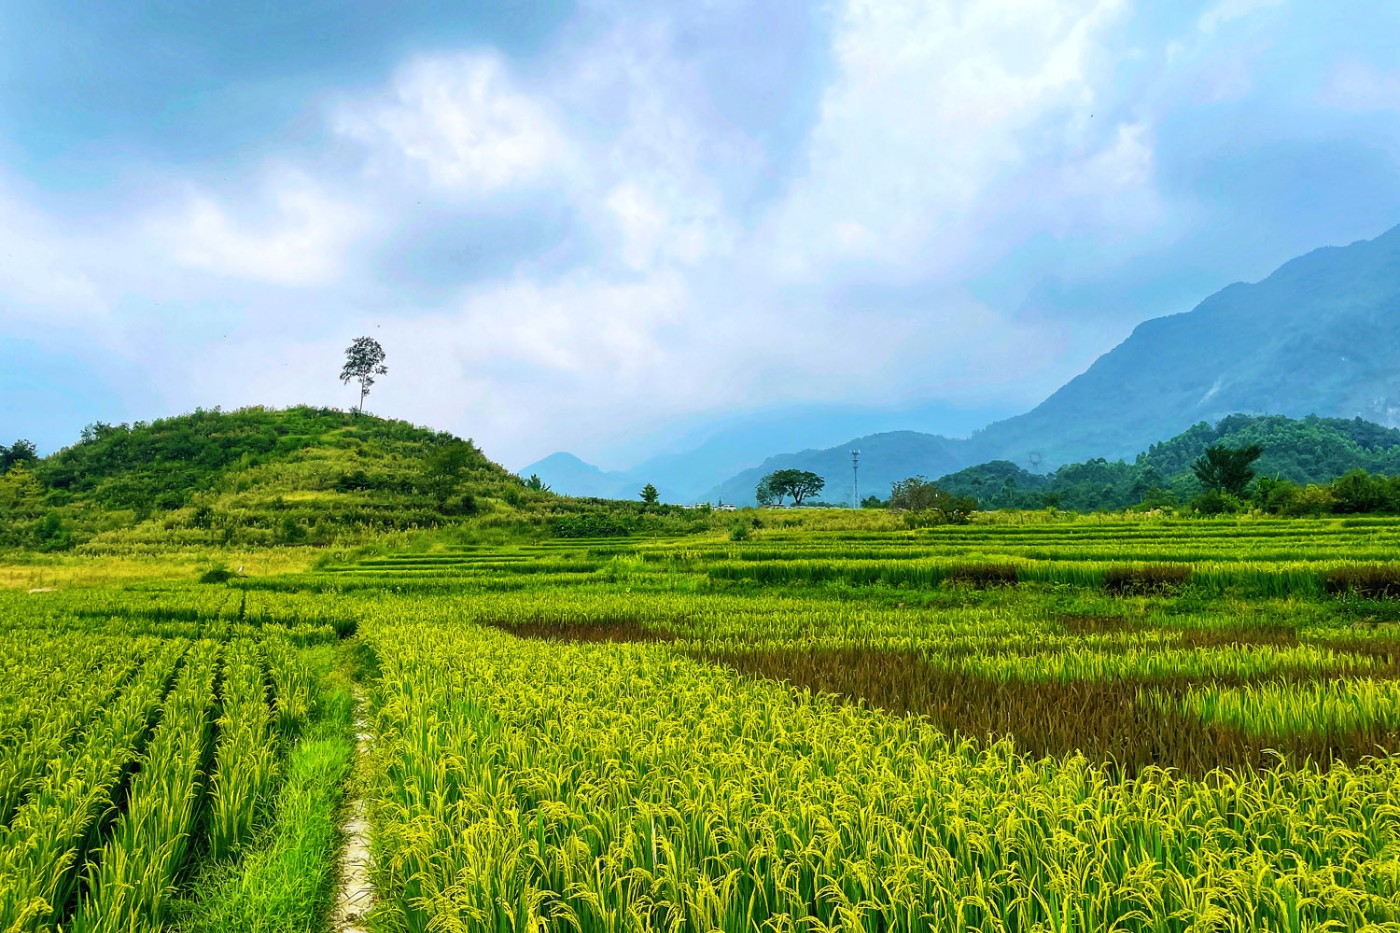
<box><xmin>341</xmin><ymin>336</ymin><xmax>388</xmax><ymax>414</ymax></box>
<box><xmin>640</xmin><ymin>483</ymin><xmax>659</xmax><ymax>506</ymax></box>
<box><xmin>1191</xmin><ymin>443</ymin><xmax>1263</xmax><ymax>497</ymax></box>
<box><xmin>758</xmin><ymin>469</ymin><xmax>825</xmax><ymax>506</ymax></box>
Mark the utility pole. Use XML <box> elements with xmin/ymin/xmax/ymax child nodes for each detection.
<box><xmin>851</xmin><ymin>449</ymin><xmax>860</xmax><ymax>508</ymax></box>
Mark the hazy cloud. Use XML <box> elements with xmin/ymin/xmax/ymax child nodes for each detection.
<box><xmin>335</xmin><ymin>53</ymin><xmax>569</xmax><ymax>195</ymax></box>
<box><xmin>155</xmin><ymin>171</ymin><xmax>367</xmax><ymax>286</ymax></box>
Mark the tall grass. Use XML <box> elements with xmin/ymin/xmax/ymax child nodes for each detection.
<box><xmin>171</xmin><ymin>670</ymin><xmax>354</xmax><ymax>933</ymax></box>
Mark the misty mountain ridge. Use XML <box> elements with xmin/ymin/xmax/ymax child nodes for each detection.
<box><xmin>535</xmin><ymin>224</ymin><xmax>1400</xmax><ymax>505</ymax></box>
<box><xmin>521</xmin><ymin>398</ymin><xmax>1012</xmax><ymax>503</ymax></box>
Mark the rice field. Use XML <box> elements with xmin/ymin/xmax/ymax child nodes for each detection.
<box><xmin>7</xmin><ymin>514</ymin><xmax>1400</xmax><ymax>930</ymax></box>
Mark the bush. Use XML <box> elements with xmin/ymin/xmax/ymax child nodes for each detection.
<box><xmin>944</xmin><ymin>563</ymin><xmax>1018</xmax><ymax>588</ymax></box>
<box><xmin>1190</xmin><ymin>490</ymin><xmax>1232</xmax><ymax>515</ymax></box>
<box><xmin>1330</xmin><ymin>470</ymin><xmax>1400</xmax><ymax>514</ymax></box>
<box><xmin>199</xmin><ymin>567</ymin><xmax>234</xmax><ymax>584</ymax></box>
<box><xmin>550</xmin><ymin>514</ymin><xmax>633</xmax><ymax>538</ymax></box>
<box><xmin>728</xmin><ymin>522</ymin><xmax>751</xmax><ymax>542</ymax></box>
<box><xmin>442</xmin><ymin>493</ymin><xmax>477</xmax><ymax>516</ymax></box>
<box><xmin>1103</xmin><ymin>564</ymin><xmax>1191</xmax><ymax>595</ymax></box>
<box><xmin>32</xmin><ymin>512</ymin><xmax>73</xmax><ymax>552</ymax></box>
<box><xmin>1326</xmin><ymin>565</ymin><xmax>1400</xmax><ymax>600</ymax></box>
<box><xmin>888</xmin><ymin>477</ymin><xmax>977</xmax><ymax>524</ymax></box>
<box><xmin>279</xmin><ymin>515</ymin><xmax>308</xmax><ymax>544</ymax></box>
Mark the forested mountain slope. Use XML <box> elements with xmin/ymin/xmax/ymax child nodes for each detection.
<box><xmin>968</xmin><ymin>224</ymin><xmax>1400</xmax><ymax>468</ymax></box>
<box><xmin>937</xmin><ymin>414</ymin><xmax>1400</xmax><ymax>511</ymax></box>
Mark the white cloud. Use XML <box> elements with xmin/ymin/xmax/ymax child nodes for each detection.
<box><xmin>188</xmin><ymin>1</ymin><xmax>1148</xmax><ymax>464</ymax></box>
<box><xmin>335</xmin><ymin>52</ymin><xmax>567</xmax><ymax>195</ymax></box>
<box><xmin>1197</xmin><ymin>0</ymin><xmax>1284</xmax><ymax>35</ymax></box>
<box><xmin>1056</xmin><ymin>121</ymin><xmax>1161</xmax><ymax>230</ymax></box>
<box><xmin>766</xmin><ymin>0</ymin><xmax>1132</xmax><ymax>278</ymax></box>
<box><xmin>450</xmin><ymin>272</ymin><xmax>688</xmax><ymax>375</ymax></box>
<box><xmin>0</xmin><ymin>187</ymin><xmax>109</xmax><ymax>321</ymax></box>
<box><xmin>1325</xmin><ymin>61</ymin><xmax>1400</xmax><ymax>113</ymax></box>
<box><xmin>604</xmin><ymin>181</ymin><xmax>717</xmax><ymax>270</ymax></box>
<box><xmin>154</xmin><ymin>171</ymin><xmax>365</xmax><ymax>286</ymax></box>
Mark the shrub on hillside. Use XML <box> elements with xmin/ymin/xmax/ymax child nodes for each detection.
<box><xmin>550</xmin><ymin>514</ymin><xmax>633</xmax><ymax>538</ymax></box>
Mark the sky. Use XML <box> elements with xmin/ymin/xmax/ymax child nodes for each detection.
<box><xmin>3</xmin><ymin>0</ymin><xmax>1400</xmax><ymax>470</ymax></box>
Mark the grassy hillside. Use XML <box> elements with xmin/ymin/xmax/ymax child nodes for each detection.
<box><xmin>0</xmin><ymin>406</ymin><xmax>542</xmax><ymax>554</ymax></box>
<box><xmin>0</xmin><ymin>406</ymin><xmax>727</xmax><ymax>573</ymax></box>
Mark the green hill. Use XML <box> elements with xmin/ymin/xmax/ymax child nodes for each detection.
<box><xmin>0</xmin><ymin>406</ymin><xmax>725</xmax><ymax>560</ymax></box>
<box><xmin>0</xmin><ymin>406</ymin><xmax>538</xmax><ymax>552</ymax></box>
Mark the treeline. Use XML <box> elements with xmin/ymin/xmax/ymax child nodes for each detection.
<box><xmin>930</xmin><ymin>414</ymin><xmax>1400</xmax><ymax>514</ymax></box>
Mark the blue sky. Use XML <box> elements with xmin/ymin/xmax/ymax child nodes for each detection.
<box><xmin>3</xmin><ymin>0</ymin><xmax>1399</xmax><ymax>469</ymax></box>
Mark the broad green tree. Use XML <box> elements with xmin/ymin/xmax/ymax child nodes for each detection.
<box><xmin>759</xmin><ymin>469</ymin><xmax>825</xmax><ymax>506</ymax></box>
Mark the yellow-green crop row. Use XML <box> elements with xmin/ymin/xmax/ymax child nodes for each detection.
<box><xmin>69</xmin><ymin>640</ymin><xmax>221</xmax><ymax>932</ymax></box>
<box><xmin>1158</xmin><ymin>678</ymin><xmax>1400</xmax><ymax>737</ymax></box>
<box><xmin>0</xmin><ymin>640</ymin><xmax>186</xmax><ymax>931</ymax></box>
<box><xmin>206</xmin><ymin>639</ymin><xmax>278</xmax><ymax>860</ymax></box>
<box><xmin>0</xmin><ymin>637</ymin><xmax>156</xmax><ymax>825</ymax></box>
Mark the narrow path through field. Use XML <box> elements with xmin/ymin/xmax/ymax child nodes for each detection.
<box><xmin>332</xmin><ymin>689</ymin><xmax>374</xmax><ymax>933</ymax></box>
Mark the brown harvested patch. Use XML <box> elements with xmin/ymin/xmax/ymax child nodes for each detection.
<box><xmin>1304</xmin><ymin>636</ymin><xmax>1400</xmax><ymax>663</ymax></box>
<box><xmin>697</xmin><ymin>646</ymin><xmax>1400</xmax><ymax>776</ymax></box>
<box><xmin>485</xmin><ymin>616</ymin><xmax>675</xmax><ymax>643</ymax></box>
<box><xmin>1179</xmin><ymin>626</ymin><xmax>1299</xmax><ymax>649</ymax></box>
<box><xmin>1103</xmin><ymin>564</ymin><xmax>1191</xmax><ymax>595</ymax></box>
<box><xmin>1327</xmin><ymin>565</ymin><xmax>1400</xmax><ymax>600</ymax></box>
<box><xmin>489</xmin><ymin>613</ymin><xmax>1400</xmax><ymax>774</ymax></box>
<box><xmin>1057</xmin><ymin>613</ymin><xmax>1135</xmax><ymax>636</ymax></box>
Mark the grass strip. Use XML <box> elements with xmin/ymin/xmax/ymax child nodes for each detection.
<box><xmin>170</xmin><ymin>651</ymin><xmax>355</xmax><ymax>933</ymax></box>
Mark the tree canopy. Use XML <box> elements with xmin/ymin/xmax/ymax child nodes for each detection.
<box><xmin>757</xmin><ymin>469</ymin><xmax>825</xmax><ymax>506</ymax></box>
<box><xmin>0</xmin><ymin>440</ymin><xmax>37</xmax><ymax>473</ymax></box>
<box><xmin>1191</xmin><ymin>443</ymin><xmax>1263</xmax><ymax>496</ymax></box>
<box><xmin>341</xmin><ymin>337</ymin><xmax>388</xmax><ymax>413</ymax></box>
<box><xmin>887</xmin><ymin>476</ymin><xmax>977</xmax><ymax>524</ymax></box>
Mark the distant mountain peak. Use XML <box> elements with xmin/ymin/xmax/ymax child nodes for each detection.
<box><xmin>703</xmin><ymin>223</ymin><xmax>1400</xmax><ymax>503</ymax></box>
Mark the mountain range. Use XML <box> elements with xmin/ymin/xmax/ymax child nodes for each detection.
<box><xmin>526</xmin><ymin>224</ymin><xmax>1400</xmax><ymax>505</ymax></box>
